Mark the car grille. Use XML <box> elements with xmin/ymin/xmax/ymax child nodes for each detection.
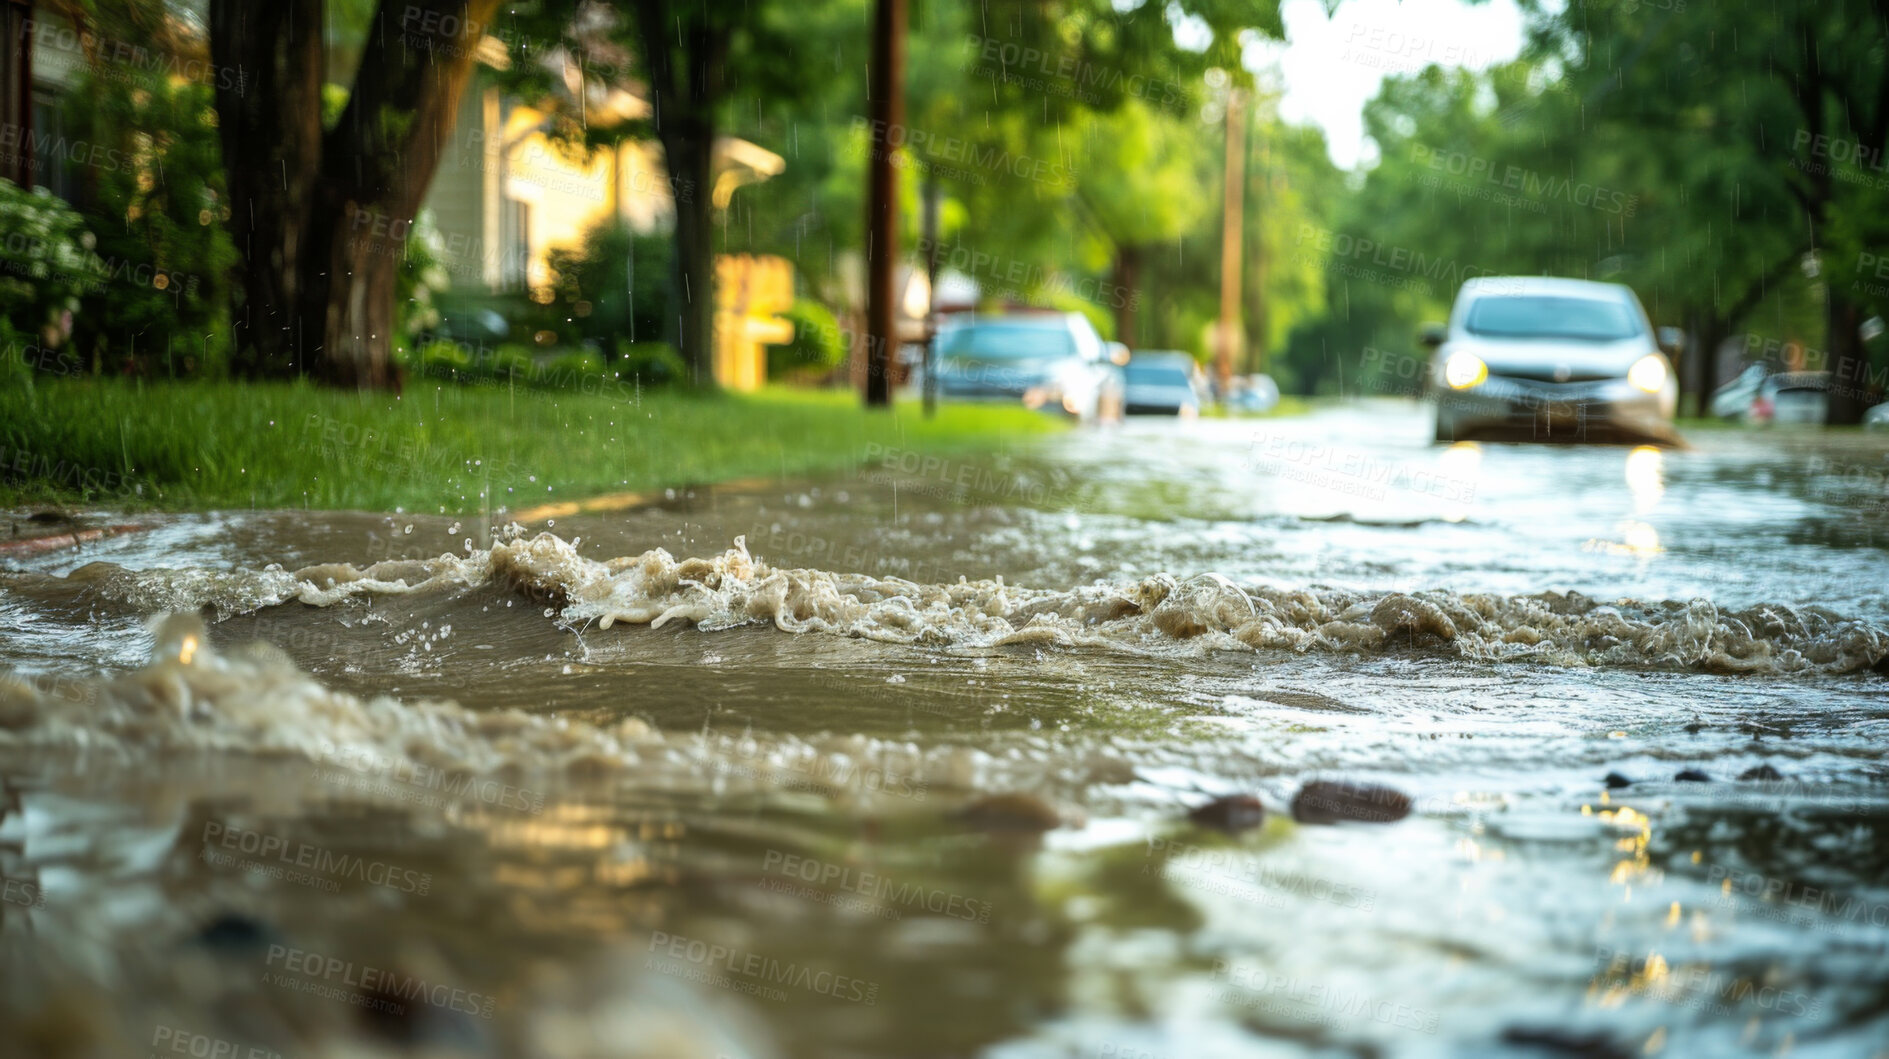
<box><xmin>1496</xmin><ymin>366</ymin><xmax>1619</xmax><ymax>384</ymax></box>
<box><xmin>941</xmin><ymin>380</ymin><xmax>1028</xmax><ymax>397</ymax></box>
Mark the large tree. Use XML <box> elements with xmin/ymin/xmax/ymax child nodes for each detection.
<box><xmin>211</xmin><ymin>0</ymin><xmax>498</xmax><ymax>388</ymax></box>
<box><xmin>1292</xmin><ymin>49</ymin><xmax>1819</xmax><ymax>404</ymax></box>
<box><xmin>1527</xmin><ymin>0</ymin><xmax>1889</xmax><ymax>420</ymax></box>
<box><xmin>1072</xmin><ymin>99</ymin><xmax>1214</xmax><ymax>346</ymax></box>
<box><xmin>490</xmin><ymin>0</ymin><xmax>812</xmax><ymax>388</ymax></box>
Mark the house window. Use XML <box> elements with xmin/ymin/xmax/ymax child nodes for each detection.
<box><xmin>28</xmin><ymin>83</ymin><xmax>70</xmax><ymax>199</ymax></box>
<box><xmin>1</xmin><ymin>0</ymin><xmax>32</xmax><ymax>187</ymax></box>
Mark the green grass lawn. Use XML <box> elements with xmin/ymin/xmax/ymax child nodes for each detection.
<box><xmin>0</xmin><ymin>379</ymin><xmax>1067</xmax><ymax>514</ymax></box>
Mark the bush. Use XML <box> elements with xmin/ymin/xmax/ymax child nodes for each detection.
<box><xmin>488</xmin><ymin>346</ymin><xmax>536</xmax><ymax>383</ymax></box>
<box><xmin>418</xmin><ymin>339</ymin><xmax>473</xmax><ymax>378</ymax></box>
<box><xmin>398</xmin><ymin>210</ymin><xmax>450</xmax><ymax>343</ymax></box>
<box><xmin>396</xmin><ymin>338</ymin><xmax>469</xmax><ymax>381</ymax></box>
<box><xmin>546</xmin><ymin>350</ymin><xmax>607</xmax><ymax>383</ymax></box>
<box><xmin>0</xmin><ymin>180</ymin><xmax>103</xmax><ymax>370</ymax></box>
<box><xmin>615</xmin><ymin>341</ymin><xmax>689</xmax><ymax>387</ymax></box>
<box><xmin>769</xmin><ymin>300</ymin><xmax>845</xmax><ymax>380</ymax></box>
<box><xmin>546</xmin><ymin>221</ymin><xmax>670</xmax><ymax>347</ymax></box>
<box><xmin>60</xmin><ymin>56</ymin><xmax>234</xmax><ymax>376</ymax></box>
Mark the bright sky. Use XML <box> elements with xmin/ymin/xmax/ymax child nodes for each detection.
<box><xmin>1246</xmin><ymin>0</ymin><xmax>1529</xmax><ymax>171</ymax></box>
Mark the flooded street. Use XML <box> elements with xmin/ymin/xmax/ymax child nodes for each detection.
<box><xmin>4</xmin><ymin>401</ymin><xmax>1889</xmax><ymax>1058</ymax></box>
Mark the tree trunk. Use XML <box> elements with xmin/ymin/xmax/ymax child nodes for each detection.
<box><xmin>1700</xmin><ymin>316</ymin><xmax>1729</xmax><ymax>405</ymax></box>
<box><xmin>662</xmin><ymin>125</ymin><xmax>718</xmax><ymax>387</ymax></box>
<box><xmin>1824</xmin><ymin>288</ymin><xmax>1874</xmax><ymax>424</ymax></box>
<box><xmin>1680</xmin><ymin>310</ymin><xmax>1727</xmax><ymax>414</ymax></box>
<box><xmin>1113</xmin><ymin>244</ymin><xmax>1141</xmax><ymax>347</ymax></box>
<box><xmin>310</xmin><ymin>0</ymin><xmax>497</xmax><ymax>389</ymax></box>
<box><xmin>209</xmin><ymin>0</ymin><xmax>323</xmax><ymax>378</ymax></box>
<box><xmin>634</xmin><ymin>0</ymin><xmax>728</xmax><ymax>390</ymax></box>
<box><xmin>308</xmin><ymin>199</ymin><xmax>402</xmax><ymax>388</ymax></box>
<box><xmin>213</xmin><ymin>0</ymin><xmax>493</xmax><ymax>390</ymax></box>
<box><xmin>862</xmin><ymin>0</ymin><xmax>907</xmax><ymax>407</ymax></box>
<box><xmin>1215</xmin><ymin>90</ymin><xmax>1246</xmax><ymax>399</ymax></box>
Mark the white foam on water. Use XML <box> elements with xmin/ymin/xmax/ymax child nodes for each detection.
<box><xmin>35</xmin><ymin>530</ymin><xmax>1888</xmax><ymax>676</ymax></box>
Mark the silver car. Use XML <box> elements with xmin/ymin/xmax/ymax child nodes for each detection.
<box><xmin>930</xmin><ymin>313</ymin><xmax>1125</xmax><ymax>422</ymax></box>
<box><xmin>1425</xmin><ymin>277</ymin><xmax>1679</xmax><ymax>443</ymax></box>
<box><xmin>1122</xmin><ymin>351</ymin><xmax>1204</xmax><ymax>416</ymax></box>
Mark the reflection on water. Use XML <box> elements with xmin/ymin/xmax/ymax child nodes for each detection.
<box><xmin>1587</xmin><ymin>445</ymin><xmax>1666</xmax><ymax>558</ymax></box>
<box><xmin>3</xmin><ymin>403</ymin><xmax>1889</xmax><ymax>1057</ymax></box>
<box><xmin>1625</xmin><ymin>445</ymin><xmax>1666</xmax><ymax>514</ymax></box>
<box><xmin>1436</xmin><ymin>441</ymin><xmax>1481</xmax><ymax>524</ymax></box>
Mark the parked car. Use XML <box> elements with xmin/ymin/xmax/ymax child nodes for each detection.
<box><xmin>425</xmin><ymin>307</ymin><xmax>510</xmax><ymax>349</ymax></box>
<box><xmin>1424</xmin><ymin>277</ymin><xmax>1679</xmax><ymax>443</ymax></box>
<box><xmin>1709</xmin><ymin>362</ymin><xmax>1770</xmax><ymax>421</ymax></box>
<box><xmin>1227</xmin><ymin>373</ymin><xmax>1281</xmax><ymax>414</ymax></box>
<box><xmin>1122</xmin><ymin>351</ymin><xmax>1203</xmax><ymax>416</ymax></box>
<box><xmin>928</xmin><ymin>313</ymin><xmax>1125</xmax><ymax>422</ymax></box>
<box><xmin>1751</xmin><ymin>371</ymin><xmax>1830</xmax><ymax>425</ymax></box>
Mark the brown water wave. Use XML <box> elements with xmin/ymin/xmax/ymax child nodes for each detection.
<box><xmin>0</xmin><ymin>614</ymin><xmax>1133</xmax><ymax>811</ymax></box>
<box><xmin>15</xmin><ymin>530</ymin><xmax>1889</xmax><ymax>675</ymax></box>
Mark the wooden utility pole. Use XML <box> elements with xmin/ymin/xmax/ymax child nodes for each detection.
<box><xmin>921</xmin><ymin>173</ymin><xmax>941</xmax><ymax>418</ymax></box>
<box><xmin>1251</xmin><ymin>138</ymin><xmax>1268</xmax><ymax>378</ymax></box>
<box><xmin>1216</xmin><ymin>89</ymin><xmax>1246</xmax><ymax>401</ymax></box>
<box><xmin>863</xmin><ymin>0</ymin><xmax>907</xmax><ymax>408</ymax></box>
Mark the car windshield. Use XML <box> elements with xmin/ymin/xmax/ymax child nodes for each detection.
<box><xmin>1125</xmin><ymin>364</ymin><xmax>1192</xmax><ymax>385</ymax></box>
<box><xmin>1465</xmin><ymin>296</ymin><xmax>1642</xmax><ymax>340</ymax></box>
<box><xmin>939</xmin><ymin>323</ymin><xmax>1075</xmax><ymax>360</ymax></box>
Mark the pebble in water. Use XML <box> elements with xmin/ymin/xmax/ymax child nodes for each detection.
<box><xmin>1603</xmin><ymin>772</ymin><xmax>1633</xmax><ymax>789</ymax></box>
<box><xmin>1187</xmin><ymin>794</ymin><xmax>1267</xmax><ymax>833</ymax></box>
<box><xmin>1290</xmin><ymin>781</ymin><xmax>1411</xmax><ymax>824</ymax></box>
<box><xmin>356</xmin><ymin>976</ymin><xmax>489</xmax><ymax>1051</ymax></box>
<box><xmin>189</xmin><ymin>912</ymin><xmax>281</xmax><ymax>956</ymax></box>
<box><xmin>1499</xmin><ymin>1026</ymin><xmax>1631</xmax><ymax>1059</ymax></box>
<box><xmin>1674</xmin><ymin>769</ymin><xmax>1712</xmax><ymax>783</ymax></box>
<box><xmin>1739</xmin><ymin>763</ymin><xmax>1784</xmax><ymax>781</ymax></box>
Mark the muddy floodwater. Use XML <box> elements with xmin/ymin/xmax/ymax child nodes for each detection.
<box><xmin>3</xmin><ymin>402</ymin><xmax>1888</xmax><ymax>1058</ymax></box>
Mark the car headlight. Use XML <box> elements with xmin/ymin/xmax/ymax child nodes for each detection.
<box><xmin>1628</xmin><ymin>354</ymin><xmax>1667</xmax><ymax>394</ymax></box>
<box><xmin>1444</xmin><ymin>352</ymin><xmax>1488</xmax><ymax>390</ymax></box>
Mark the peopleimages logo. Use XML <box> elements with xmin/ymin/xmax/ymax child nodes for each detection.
<box><xmin>1294</xmin><ymin>224</ymin><xmax>1528</xmax><ymax>294</ymax></box>
<box><xmin>263</xmin><ymin>945</ymin><xmax>496</xmax><ymax>1019</ymax></box>
<box><xmin>312</xmin><ymin>741</ymin><xmax>546</xmax><ymax>814</ymax></box>
<box><xmin>1708</xmin><ymin>863</ymin><xmax>1889</xmax><ymax>929</ymax></box>
<box><xmin>201</xmin><ymin>822</ymin><xmax>432</xmax><ymax>895</ymax></box>
<box><xmin>1213</xmin><ymin>959</ymin><xmax>1441</xmax><ymax>1033</ymax></box>
<box><xmin>0</xmin><ymin>123</ymin><xmax>123</xmax><ymax>172</ymax></box>
<box><xmin>962</xmin><ymin>34</ymin><xmax>1189</xmax><ymax>110</ymax></box>
<box><xmin>715</xmin><ymin>731</ymin><xmax>930</xmax><ymax>801</ymax></box>
<box><xmin>150</xmin><ymin>1026</ymin><xmax>285</xmax><ymax>1059</ymax></box>
<box><xmin>646</xmin><ymin>930</ymin><xmax>880</xmax><ymax>1004</ymax></box>
<box><xmin>21</xmin><ymin>19</ymin><xmax>250</xmax><ymax>93</ymax></box>
<box><xmin>761</xmin><ymin>850</ymin><xmax>992</xmax><ymax>923</ymax></box>
<box><xmin>0</xmin><ymin>229</ymin><xmax>203</xmax><ymax>298</ymax></box>
<box><xmin>1592</xmin><ymin>946</ymin><xmax>1821</xmax><ymax>1018</ymax></box>
<box><xmin>1409</xmin><ymin>144</ymin><xmax>1639</xmax><ymax>216</ymax></box>
<box><xmin>851</xmin><ymin>117</ymin><xmax>1076</xmax><ymax>189</ymax></box>
<box><xmin>1</xmin><ymin>876</ymin><xmax>46</xmax><ymax>909</ymax></box>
